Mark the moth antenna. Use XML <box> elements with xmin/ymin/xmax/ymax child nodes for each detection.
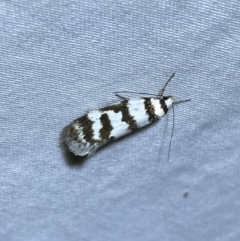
<box><xmin>168</xmin><ymin>98</ymin><xmax>191</xmax><ymax>161</ymax></box>
<box><xmin>167</xmin><ymin>105</ymin><xmax>175</xmax><ymax>162</ymax></box>
<box><xmin>158</xmin><ymin>73</ymin><xmax>175</xmax><ymax>97</ymax></box>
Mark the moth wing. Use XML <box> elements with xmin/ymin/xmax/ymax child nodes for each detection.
<box><xmin>65</xmin><ymin>135</ymin><xmax>109</xmax><ymax>157</ymax></box>
<box><xmin>87</xmin><ymin>140</ymin><xmax>109</xmax><ymax>157</ymax></box>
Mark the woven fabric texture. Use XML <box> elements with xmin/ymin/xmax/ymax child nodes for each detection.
<box><xmin>1</xmin><ymin>1</ymin><xmax>240</xmax><ymax>240</ymax></box>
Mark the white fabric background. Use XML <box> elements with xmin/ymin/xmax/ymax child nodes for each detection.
<box><xmin>1</xmin><ymin>1</ymin><xmax>240</xmax><ymax>240</ymax></box>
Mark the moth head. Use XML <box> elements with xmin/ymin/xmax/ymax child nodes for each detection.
<box><xmin>162</xmin><ymin>96</ymin><xmax>175</xmax><ymax>108</ymax></box>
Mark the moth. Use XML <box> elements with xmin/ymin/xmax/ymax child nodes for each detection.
<box><xmin>64</xmin><ymin>74</ymin><xmax>190</xmax><ymax>157</ymax></box>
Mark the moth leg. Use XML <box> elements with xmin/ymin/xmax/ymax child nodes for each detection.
<box><xmin>115</xmin><ymin>94</ymin><xmax>129</xmax><ymax>100</ymax></box>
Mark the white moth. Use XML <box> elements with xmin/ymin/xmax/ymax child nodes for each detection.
<box><xmin>64</xmin><ymin>74</ymin><xmax>190</xmax><ymax>157</ymax></box>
